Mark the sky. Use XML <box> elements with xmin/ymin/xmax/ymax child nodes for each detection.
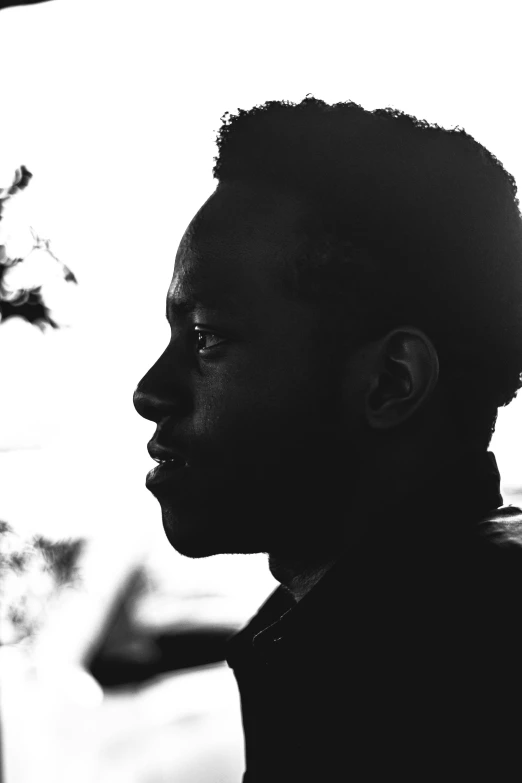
<box><xmin>0</xmin><ymin>0</ymin><xmax>521</xmax><ymax>549</ymax></box>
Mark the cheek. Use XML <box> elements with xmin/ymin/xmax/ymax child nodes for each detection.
<box><xmin>192</xmin><ymin>341</ymin><xmax>343</xmax><ymax>445</ymax></box>
<box><xmin>195</xmin><ymin>387</ymin><xmax>340</xmax><ymax>466</ymax></box>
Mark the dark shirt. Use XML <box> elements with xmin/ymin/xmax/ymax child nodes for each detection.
<box><xmin>226</xmin><ymin>452</ymin><xmax>522</xmax><ymax>781</ymax></box>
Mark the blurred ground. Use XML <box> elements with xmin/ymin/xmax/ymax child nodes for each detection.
<box><xmin>1</xmin><ymin>649</ymin><xmax>245</xmax><ymax>783</ymax></box>
<box><xmin>0</xmin><ymin>514</ymin><xmax>277</xmax><ymax>782</ymax></box>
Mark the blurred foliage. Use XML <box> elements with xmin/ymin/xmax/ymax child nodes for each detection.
<box><xmin>0</xmin><ymin>520</ymin><xmax>86</xmax><ymax>646</ymax></box>
<box><xmin>0</xmin><ymin>165</ymin><xmax>77</xmax><ymax>330</ymax></box>
<box><xmin>0</xmin><ymin>165</ymin><xmax>81</xmax><ymax>648</ymax></box>
<box><xmin>32</xmin><ymin>534</ymin><xmax>85</xmax><ymax>587</ymax></box>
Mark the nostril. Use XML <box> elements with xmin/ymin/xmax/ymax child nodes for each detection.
<box><xmin>133</xmin><ymin>388</ymin><xmax>162</xmax><ymax>422</ymax></box>
<box><xmin>134</xmin><ymin>387</ymin><xmax>189</xmax><ymax>424</ymax></box>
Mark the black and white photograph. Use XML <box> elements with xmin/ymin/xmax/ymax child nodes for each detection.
<box><xmin>1</xmin><ymin>1</ymin><xmax>522</xmax><ymax>781</ymax></box>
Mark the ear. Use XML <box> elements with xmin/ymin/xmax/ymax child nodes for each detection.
<box><xmin>365</xmin><ymin>327</ymin><xmax>439</xmax><ymax>430</ymax></box>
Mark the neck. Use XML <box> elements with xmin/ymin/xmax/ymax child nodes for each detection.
<box><xmin>266</xmin><ymin>446</ymin><xmax>501</xmax><ymax>602</ymax></box>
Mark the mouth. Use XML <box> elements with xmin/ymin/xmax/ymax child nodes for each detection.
<box><xmin>146</xmin><ymin>455</ymin><xmax>187</xmax><ymax>489</ymax></box>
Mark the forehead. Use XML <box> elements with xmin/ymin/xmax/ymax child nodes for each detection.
<box><xmin>168</xmin><ymin>183</ymin><xmax>306</xmax><ymax>312</ymax></box>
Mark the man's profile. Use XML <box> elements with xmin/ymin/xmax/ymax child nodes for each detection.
<box><xmin>133</xmin><ymin>96</ymin><xmax>522</xmax><ymax>780</ymax></box>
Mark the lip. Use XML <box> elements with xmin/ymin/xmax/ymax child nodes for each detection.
<box><xmin>147</xmin><ymin>438</ymin><xmax>186</xmax><ymax>464</ymax></box>
<box><xmin>146</xmin><ymin>460</ymin><xmax>188</xmax><ymax>490</ymax></box>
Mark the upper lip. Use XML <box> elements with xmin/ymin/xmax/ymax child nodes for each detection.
<box><xmin>147</xmin><ymin>439</ymin><xmax>187</xmax><ymax>465</ymax></box>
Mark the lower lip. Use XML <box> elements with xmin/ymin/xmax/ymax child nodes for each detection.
<box><xmin>146</xmin><ymin>462</ymin><xmax>187</xmax><ymax>489</ymax></box>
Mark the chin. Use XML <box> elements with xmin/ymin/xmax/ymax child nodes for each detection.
<box><xmin>161</xmin><ymin>507</ymin><xmax>264</xmax><ymax>559</ymax></box>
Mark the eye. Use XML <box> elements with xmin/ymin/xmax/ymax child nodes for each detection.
<box><xmin>194</xmin><ymin>327</ymin><xmax>226</xmax><ymax>352</ymax></box>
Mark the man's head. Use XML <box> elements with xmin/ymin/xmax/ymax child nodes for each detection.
<box><xmin>133</xmin><ymin>96</ymin><xmax>522</xmax><ymax>560</ymax></box>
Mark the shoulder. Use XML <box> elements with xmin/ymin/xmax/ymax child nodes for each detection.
<box><xmin>475</xmin><ymin>505</ymin><xmax>522</xmax><ymax>549</ymax></box>
<box><xmin>462</xmin><ymin>505</ymin><xmax>522</xmax><ymax>622</ymax></box>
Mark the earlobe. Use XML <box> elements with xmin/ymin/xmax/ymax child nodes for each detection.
<box><xmin>365</xmin><ymin>328</ymin><xmax>439</xmax><ymax>430</ymax></box>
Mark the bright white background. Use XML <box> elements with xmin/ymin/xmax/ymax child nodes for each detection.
<box><xmin>1</xmin><ymin>4</ymin><xmax>522</xmax><ymax>781</ymax></box>
<box><xmin>0</xmin><ymin>0</ymin><xmax>521</xmax><ymax>550</ymax></box>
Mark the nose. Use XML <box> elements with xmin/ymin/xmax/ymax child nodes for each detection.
<box><xmin>133</xmin><ymin>349</ymin><xmax>186</xmax><ymax>423</ymax></box>
<box><xmin>133</xmin><ymin>384</ymin><xmax>169</xmax><ymax>423</ymax></box>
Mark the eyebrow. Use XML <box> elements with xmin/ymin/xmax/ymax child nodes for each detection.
<box><xmin>166</xmin><ymin>292</ymin><xmax>231</xmax><ymax>324</ymax></box>
<box><xmin>166</xmin><ymin>298</ymin><xmax>197</xmax><ymax>321</ymax></box>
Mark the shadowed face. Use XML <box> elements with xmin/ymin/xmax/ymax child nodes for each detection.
<box><xmin>133</xmin><ymin>182</ymin><xmax>365</xmax><ymax>559</ymax></box>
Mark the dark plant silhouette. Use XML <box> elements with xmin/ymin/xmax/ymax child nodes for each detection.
<box><xmin>0</xmin><ymin>166</ymin><xmax>81</xmax><ymax>649</ymax></box>
<box><xmin>0</xmin><ymin>165</ymin><xmax>77</xmax><ymax>330</ymax></box>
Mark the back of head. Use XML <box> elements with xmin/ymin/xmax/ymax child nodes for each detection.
<box><xmin>213</xmin><ymin>96</ymin><xmax>522</xmax><ymax>448</ymax></box>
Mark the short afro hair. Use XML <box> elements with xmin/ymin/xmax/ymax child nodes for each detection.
<box><xmin>212</xmin><ymin>96</ymin><xmax>522</xmax><ymax>448</ymax></box>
